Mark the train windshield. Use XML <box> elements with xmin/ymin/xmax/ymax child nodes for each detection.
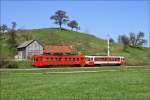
<box><xmin>85</xmin><ymin>57</ymin><xmax>93</xmax><ymax>61</ymax></box>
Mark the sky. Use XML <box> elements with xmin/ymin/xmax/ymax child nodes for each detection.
<box><xmin>1</xmin><ymin>0</ymin><xmax>150</xmax><ymax>46</ymax></box>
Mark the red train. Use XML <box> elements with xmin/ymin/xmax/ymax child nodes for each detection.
<box><xmin>31</xmin><ymin>54</ymin><xmax>125</xmax><ymax>67</ymax></box>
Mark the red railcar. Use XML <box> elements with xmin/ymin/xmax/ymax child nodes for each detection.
<box><xmin>32</xmin><ymin>54</ymin><xmax>85</xmax><ymax>67</ymax></box>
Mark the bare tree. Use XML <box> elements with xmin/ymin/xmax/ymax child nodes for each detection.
<box><xmin>129</xmin><ymin>32</ymin><xmax>146</xmax><ymax>47</ymax></box>
<box><xmin>7</xmin><ymin>21</ymin><xmax>17</xmax><ymax>55</ymax></box>
<box><xmin>120</xmin><ymin>35</ymin><xmax>130</xmax><ymax>51</ymax></box>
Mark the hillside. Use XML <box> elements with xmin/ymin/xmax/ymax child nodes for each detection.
<box><xmin>1</xmin><ymin>28</ymin><xmax>150</xmax><ymax>66</ymax></box>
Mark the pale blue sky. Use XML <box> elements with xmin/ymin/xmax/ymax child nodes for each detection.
<box><xmin>1</xmin><ymin>0</ymin><xmax>149</xmax><ymax>46</ymax></box>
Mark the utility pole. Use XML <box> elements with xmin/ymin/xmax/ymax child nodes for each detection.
<box><xmin>107</xmin><ymin>34</ymin><xmax>110</xmax><ymax>56</ymax></box>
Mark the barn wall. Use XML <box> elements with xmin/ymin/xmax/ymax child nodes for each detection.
<box><xmin>17</xmin><ymin>48</ymin><xmax>26</xmax><ymax>59</ymax></box>
<box><xmin>25</xmin><ymin>41</ymin><xmax>43</xmax><ymax>59</ymax></box>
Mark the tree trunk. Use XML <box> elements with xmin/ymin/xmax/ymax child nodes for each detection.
<box><xmin>59</xmin><ymin>22</ymin><xmax>62</xmax><ymax>29</ymax></box>
<box><xmin>60</xmin><ymin>24</ymin><xmax>62</xmax><ymax>29</ymax></box>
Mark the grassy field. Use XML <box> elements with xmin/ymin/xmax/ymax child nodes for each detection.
<box><xmin>0</xmin><ymin>66</ymin><xmax>149</xmax><ymax>100</ymax></box>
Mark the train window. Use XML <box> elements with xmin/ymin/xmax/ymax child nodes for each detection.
<box><xmin>108</xmin><ymin>58</ymin><xmax>112</xmax><ymax>61</ymax></box>
<box><xmin>55</xmin><ymin>58</ymin><xmax>59</xmax><ymax>61</ymax></box>
<box><xmin>53</xmin><ymin>58</ymin><xmax>57</xmax><ymax>61</ymax></box>
<box><xmin>59</xmin><ymin>58</ymin><xmax>61</xmax><ymax>61</ymax></box>
<box><xmin>69</xmin><ymin>58</ymin><xmax>72</xmax><ymax>61</ymax></box>
<box><xmin>56</xmin><ymin>58</ymin><xmax>60</xmax><ymax>61</ymax></box>
<box><xmin>86</xmin><ymin>58</ymin><xmax>91</xmax><ymax>61</ymax></box>
<box><xmin>95</xmin><ymin>58</ymin><xmax>104</xmax><ymax>61</ymax></box>
<box><xmin>104</xmin><ymin>58</ymin><xmax>107</xmax><ymax>61</ymax></box>
<box><xmin>116</xmin><ymin>58</ymin><xmax>120</xmax><ymax>61</ymax></box>
<box><xmin>112</xmin><ymin>58</ymin><xmax>116</xmax><ymax>61</ymax></box>
<box><xmin>77</xmin><ymin>58</ymin><xmax>79</xmax><ymax>61</ymax></box>
<box><xmin>73</xmin><ymin>58</ymin><xmax>76</xmax><ymax>61</ymax></box>
<box><xmin>64</xmin><ymin>58</ymin><xmax>67</xmax><ymax>61</ymax></box>
<box><xmin>51</xmin><ymin>58</ymin><xmax>53</xmax><ymax>61</ymax></box>
<box><xmin>35</xmin><ymin>58</ymin><xmax>38</xmax><ymax>61</ymax></box>
<box><xmin>45</xmin><ymin>58</ymin><xmax>49</xmax><ymax>61</ymax></box>
<box><xmin>37</xmin><ymin>58</ymin><xmax>42</xmax><ymax>61</ymax></box>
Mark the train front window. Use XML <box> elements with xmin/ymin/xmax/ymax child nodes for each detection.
<box><xmin>85</xmin><ymin>57</ymin><xmax>90</xmax><ymax>61</ymax></box>
<box><xmin>121</xmin><ymin>58</ymin><xmax>125</xmax><ymax>61</ymax></box>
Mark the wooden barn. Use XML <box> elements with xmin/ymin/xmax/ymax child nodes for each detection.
<box><xmin>16</xmin><ymin>40</ymin><xmax>43</xmax><ymax>60</ymax></box>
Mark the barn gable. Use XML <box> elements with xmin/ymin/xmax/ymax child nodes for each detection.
<box><xmin>16</xmin><ymin>40</ymin><xmax>43</xmax><ymax>60</ymax></box>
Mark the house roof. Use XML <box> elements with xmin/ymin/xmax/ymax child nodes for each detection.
<box><xmin>17</xmin><ymin>40</ymin><xmax>34</xmax><ymax>48</ymax></box>
<box><xmin>43</xmin><ymin>45</ymin><xmax>71</xmax><ymax>53</ymax></box>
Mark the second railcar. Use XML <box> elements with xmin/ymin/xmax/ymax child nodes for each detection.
<box><xmin>85</xmin><ymin>56</ymin><xmax>125</xmax><ymax>66</ymax></box>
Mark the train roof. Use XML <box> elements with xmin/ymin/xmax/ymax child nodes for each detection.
<box><xmin>85</xmin><ymin>55</ymin><xmax>125</xmax><ymax>58</ymax></box>
<box><xmin>32</xmin><ymin>54</ymin><xmax>83</xmax><ymax>58</ymax></box>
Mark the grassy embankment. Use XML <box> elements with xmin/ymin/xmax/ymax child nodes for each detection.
<box><xmin>0</xmin><ymin>66</ymin><xmax>149</xmax><ymax>100</ymax></box>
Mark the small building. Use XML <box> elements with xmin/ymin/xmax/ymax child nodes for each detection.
<box><xmin>43</xmin><ymin>45</ymin><xmax>72</xmax><ymax>55</ymax></box>
<box><xmin>16</xmin><ymin>40</ymin><xmax>43</xmax><ymax>60</ymax></box>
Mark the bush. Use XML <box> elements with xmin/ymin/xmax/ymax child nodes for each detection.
<box><xmin>15</xmin><ymin>60</ymin><xmax>33</xmax><ymax>68</ymax></box>
<box><xmin>0</xmin><ymin>60</ymin><xmax>18</xmax><ymax>68</ymax></box>
<box><xmin>6</xmin><ymin>61</ymin><xmax>18</xmax><ymax>68</ymax></box>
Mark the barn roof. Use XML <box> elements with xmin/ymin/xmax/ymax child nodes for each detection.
<box><xmin>17</xmin><ymin>40</ymin><xmax>34</xmax><ymax>48</ymax></box>
<box><xmin>43</xmin><ymin>45</ymin><xmax>71</xmax><ymax>53</ymax></box>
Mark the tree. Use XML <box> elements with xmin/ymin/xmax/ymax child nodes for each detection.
<box><xmin>76</xmin><ymin>26</ymin><xmax>80</xmax><ymax>32</ymax></box>
<box><xmin>50</xmin><ymin>10</ymin><xmax>69</xmax><ymax>29</ymax></box>
<box><xmin>129</xmin><ymin>32</ymin><xmax>146</xmax><ymax>47</ymax></box>
<box><xmin>0</xmin><ymin>24</ymin><xmax>8</xmax><ymax>33</ymax></box>
<box><xmin>118</xmin><ymin>35</ymin><xmax>122</xmax><ymax>43</ymax></box>
<box><xmin>135</xmin><ymin>32</ymin><xmax>146</xmax><ymax>47</ymax></box>
<box><xmin>11</xmin><ymin>21</ymin><xmax>17</xmax><ymax>30</ymax></box>
<box><xmin>120</xmin><ymin>35</ymin><xmax>130</xmax><ymax>51</ymax></box>
<box><xmin>67</xmin><ymin>20</ymin><xmax>79</xmax><ymax>31</ymax></box>
<box><xmin>7</xmin><ymin>21</ymin><xmax>17</xmax><ymax>55</ymax></box>
<box><xmin>129</xmin><ymin>32</ymin><xmax>136</xmax><ymax>46</ymax></box>
<box><xmin>109</xmin><ymin>38</ymin><xmax>115</xmax><ymax>44</ymax></box>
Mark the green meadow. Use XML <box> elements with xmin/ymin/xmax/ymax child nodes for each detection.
<box><xmin>0</xmin><ymin>66</ymin><xmax>149</xmax><ymax>100</ymax></box>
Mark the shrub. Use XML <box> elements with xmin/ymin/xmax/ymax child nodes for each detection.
<box><xmin>6</xmin><ymin>61</ymin><xmax>18</xmax><ymax>68</ymax></box>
